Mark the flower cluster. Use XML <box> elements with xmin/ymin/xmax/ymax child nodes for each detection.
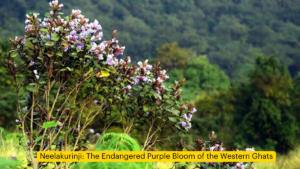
<box><xmin>180</xmin><ymin>104</ymin><xmax>196</xmax><ymax>129</ymax></box>
<box><xmin>180</xmin><ymin>132</ymin><xmax>256</xmax><ymax>169</ymax></box>
<box><xmin>21</xmin><ymin>0</ymin><xmax>125</xmax><ymax>71</ymax></box>
<box><xmin>113</xmin><ymin>58</ymin><xmax>196</xmax><ymax>129</ymax></box>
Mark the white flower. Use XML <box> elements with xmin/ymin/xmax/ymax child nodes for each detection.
<box><xmin>127</xmin><ymin>57</ymin><xmax>131</xmax><ymax>63</ymax></box>
<box><xmin>245</xmin><ymin>147</ymin><xmax>255</xmax><ymax>151</ymax></box>
<box><xmin>89</xmin><ymin>128</ymin><xmax>95</xmax><ymax>134</ymax></box>
<box><xmin>137</xmin><ymin>61</ymin><xmax>142</xmax><ymax>67</ymax></box>
<box><xmin>72</xmin><ymin>9</ymin><xmax>82</xmax><ymax>16</ymax></box>
<box><xmin>192</xmin><ymin>107</ymin><xmax>197</xmax><ymax>113</ymax></box>
<box><xmin>157</xmin><ymin>77</ymin><xmax>163</xmax><ymax>83</ymax></box>
<box><xmin>98</xmin><ymin>54</ymin><xmax>104</xmax><ymax>61</ymax></box>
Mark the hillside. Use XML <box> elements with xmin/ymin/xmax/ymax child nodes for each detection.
<box><xmin>0</xmin><ymin>0</ymin><xmax>300</xmax><ymax>77</ymax></box>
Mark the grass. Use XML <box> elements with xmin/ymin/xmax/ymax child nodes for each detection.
<box><xmin>0</xmin><ymin>128</ymin><xmax>29</xmax><ymax>168</ymax></box>
<box><xmin>254</xmin><ymin>146</ymin><xmax>300</xmax><ymax>169</ymax></box>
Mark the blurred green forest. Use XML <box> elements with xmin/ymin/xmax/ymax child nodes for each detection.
<box><xmin>1</xmin><ymin>0</ymin><xmax>300</xmax><ymax>78</ymax></box>
<box><xmin>0</xmin><ymin>0</ymin><xmax>300</xmax><ymax>155</ymax></box>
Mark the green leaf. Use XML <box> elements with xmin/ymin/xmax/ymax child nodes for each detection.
<box><xmin>45</xmin><ymin>41</ymin><xmax>54</xmax><ymax>47</ymax></box>
<box><xmin>11</xmin><ymin>52</ymin><xmax>18</xmax><ymax>58</ymax></box>
<box><xmin>51</xmin><ymin>33</ymin><xmax>59</xmax><ymax>41</ymax></box>
<box><xmin>45</xmin><ymin>13</ymin><xmax>51</xmax><ymax>18</ymax></box>
<box><xmin>57</xmin><ymin>52</ymin><xmax>63</xmax><ymax>57</ymax></box>
<box><xmin>168</xmin><ymin>117</ymin><xmax>177</xmax><ymax>122</ymax></box>
<box><xmin>71</xmin><ymin>52</ymin><xmax>77</xmax><ymax>57</ymax></box>
<box><xmin>60</xmin><ymin>67</ymin><xmax>73</xmax><ymax>72</ymax></box>
<box><xmin>40</xmin><ymin>28</ymin><xmax>48</xmax><ymax>33</ymax></box>
<box><xmin>84</xmin><ymin>55</ymin><xmax>93</xmax><ymax>59</ymax></box>
<box><xmin>143</xmin><ymin>105</ymin><xmax>149</xmax><ymax>112</ymax></box>
<box><xmin>35</xmin><ymin>136</ymin><xmax>43</xmax><ymax>142</ymax></box>
<box><xmin>58</xmin><ymin>26</ymin><xmax>63</xmax><ymax>31</ymax></box>
<box><xmin>167</xmin><ymin>108</ymin><xmax>180</xmax><ymax>115</ymax></box>
<box><xmin>42</xmin><ymin>121</ymin><xmax>60</xmax><ymax>129</ymax></box>
<box><xmin>25</xmin><ymin>40</ymin><xmax>34</xmax><ymax>49</ymax></box>
<box><xmin>97</xmin><ymin>70</ymin><xmax>110</xmax><ymax>78</ymax></box>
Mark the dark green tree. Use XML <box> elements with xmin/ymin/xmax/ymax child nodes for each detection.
<box><xmin>234</xmin><ymin>56</ymin><xmax>297</xmax><ymax>153</ymax></box>
<box><xmin>154</xmin><ymin>42</ymin><xmax>196</xmax><ymax>70</ymax></box>
<box><xmin>0</xmin><ymin>41</ymin><xmax>16</xmax><ymax>129</ymax></box>
<box><xmin>292</xmin><ymin>73</ymin><xmax>300</xmax><ymax>140</ymax></box>
<box><xmin>168</xmin><ymin>56</ymin><xmax>230</xmax><ymax>101</ymax></box>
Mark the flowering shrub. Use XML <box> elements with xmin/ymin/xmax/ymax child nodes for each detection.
<box><xmin>175</xmin><ymin>132</ymin><xmax>255</xmax><ymax>169</ymax></box>
<box><xmin>7</xmin><ymin>0</ymin><xmax>195</xmax><ymax>168</ymax></box>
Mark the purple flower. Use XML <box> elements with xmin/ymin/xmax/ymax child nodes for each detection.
<box><xmin>90</xmin><ymin>20</ymin><xmax>102</xmax><ymax>30</ymax></box>
<box><xmin>99</xmin><ymin>41</ymin><xmax>107</xmax><ymax>50</ymax></box>
<box><xmin>113</xmin><ymin>46</ymin><xmax>125</xmax><ymax>57</ymax></box>
<box><xmin>124</xmin><ymin>85</ymin><xmax>132</xmax><ymax>92</ymax></box>
<box><xmin>106</xmin><ymin>55</ymin><xmax>116</xmax><ymax>66</ymax></box>
<box><xmin>96</xmin><ymin>32</ymin><xmax>103</xmax><ymax>41</ymax></box>
<box><xmin>180</xmin><ymin>121</ymin><xmax>187</xmax><ymax>127</ymax></box>
<box><xmin>47</xmin><ymin>34</ymin><xmax>51</xmax><ymax>40</ymax></box>
<box><xmin>134</xmin><ymin>76</ymin><xmax>140</xmax><ymax>84</ymax></box>
<box><xmin>187</xmin><ymin>113</ymin><xmax>192</xmax><ymax>121</ymax></box>
<box><xmin>146</xmin><ymin>65</ymin><xmax>152</xmax><ymax>70</ymax></box>
<box><xmin>25</xmin><ymin>25</ymin><xmax>33</xmax><ymax>31</ymax></box>
<box><xmin>23</xmin><ymin>106</ymin><xmax>28</xmax><ymax>111</ymax></box>
<box><xmin>81</xmin><ymin>25</ymin><xmax>86</xmax><ymax>31</ymax></box>
<box><xmin>64</xmin><ymin>46</ymin><xmax>69</xmax><ymax>52</ymax></box>
<box><xmin>29</xmin><ymin>61</ymin><xmax>35</xmax><ymax>67</ymax></box>
<box><xmin>70</xmin><ymin>30</ymin><xmax>77</xmax><ymax>36</ymax></box>
<box><xmin>126</xmin><ymin>85</ymin><xmax>132</xmax><ymax>90</ymax></box>
<box><xmin>235</xmin><ymin>163</ymin><xmax>245</xmax><ymax>169</ymax></box>
<box><xmin>76</xmin><ymin>44</ymin><xmax>85</xmax><ymax>50</ymax></box>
